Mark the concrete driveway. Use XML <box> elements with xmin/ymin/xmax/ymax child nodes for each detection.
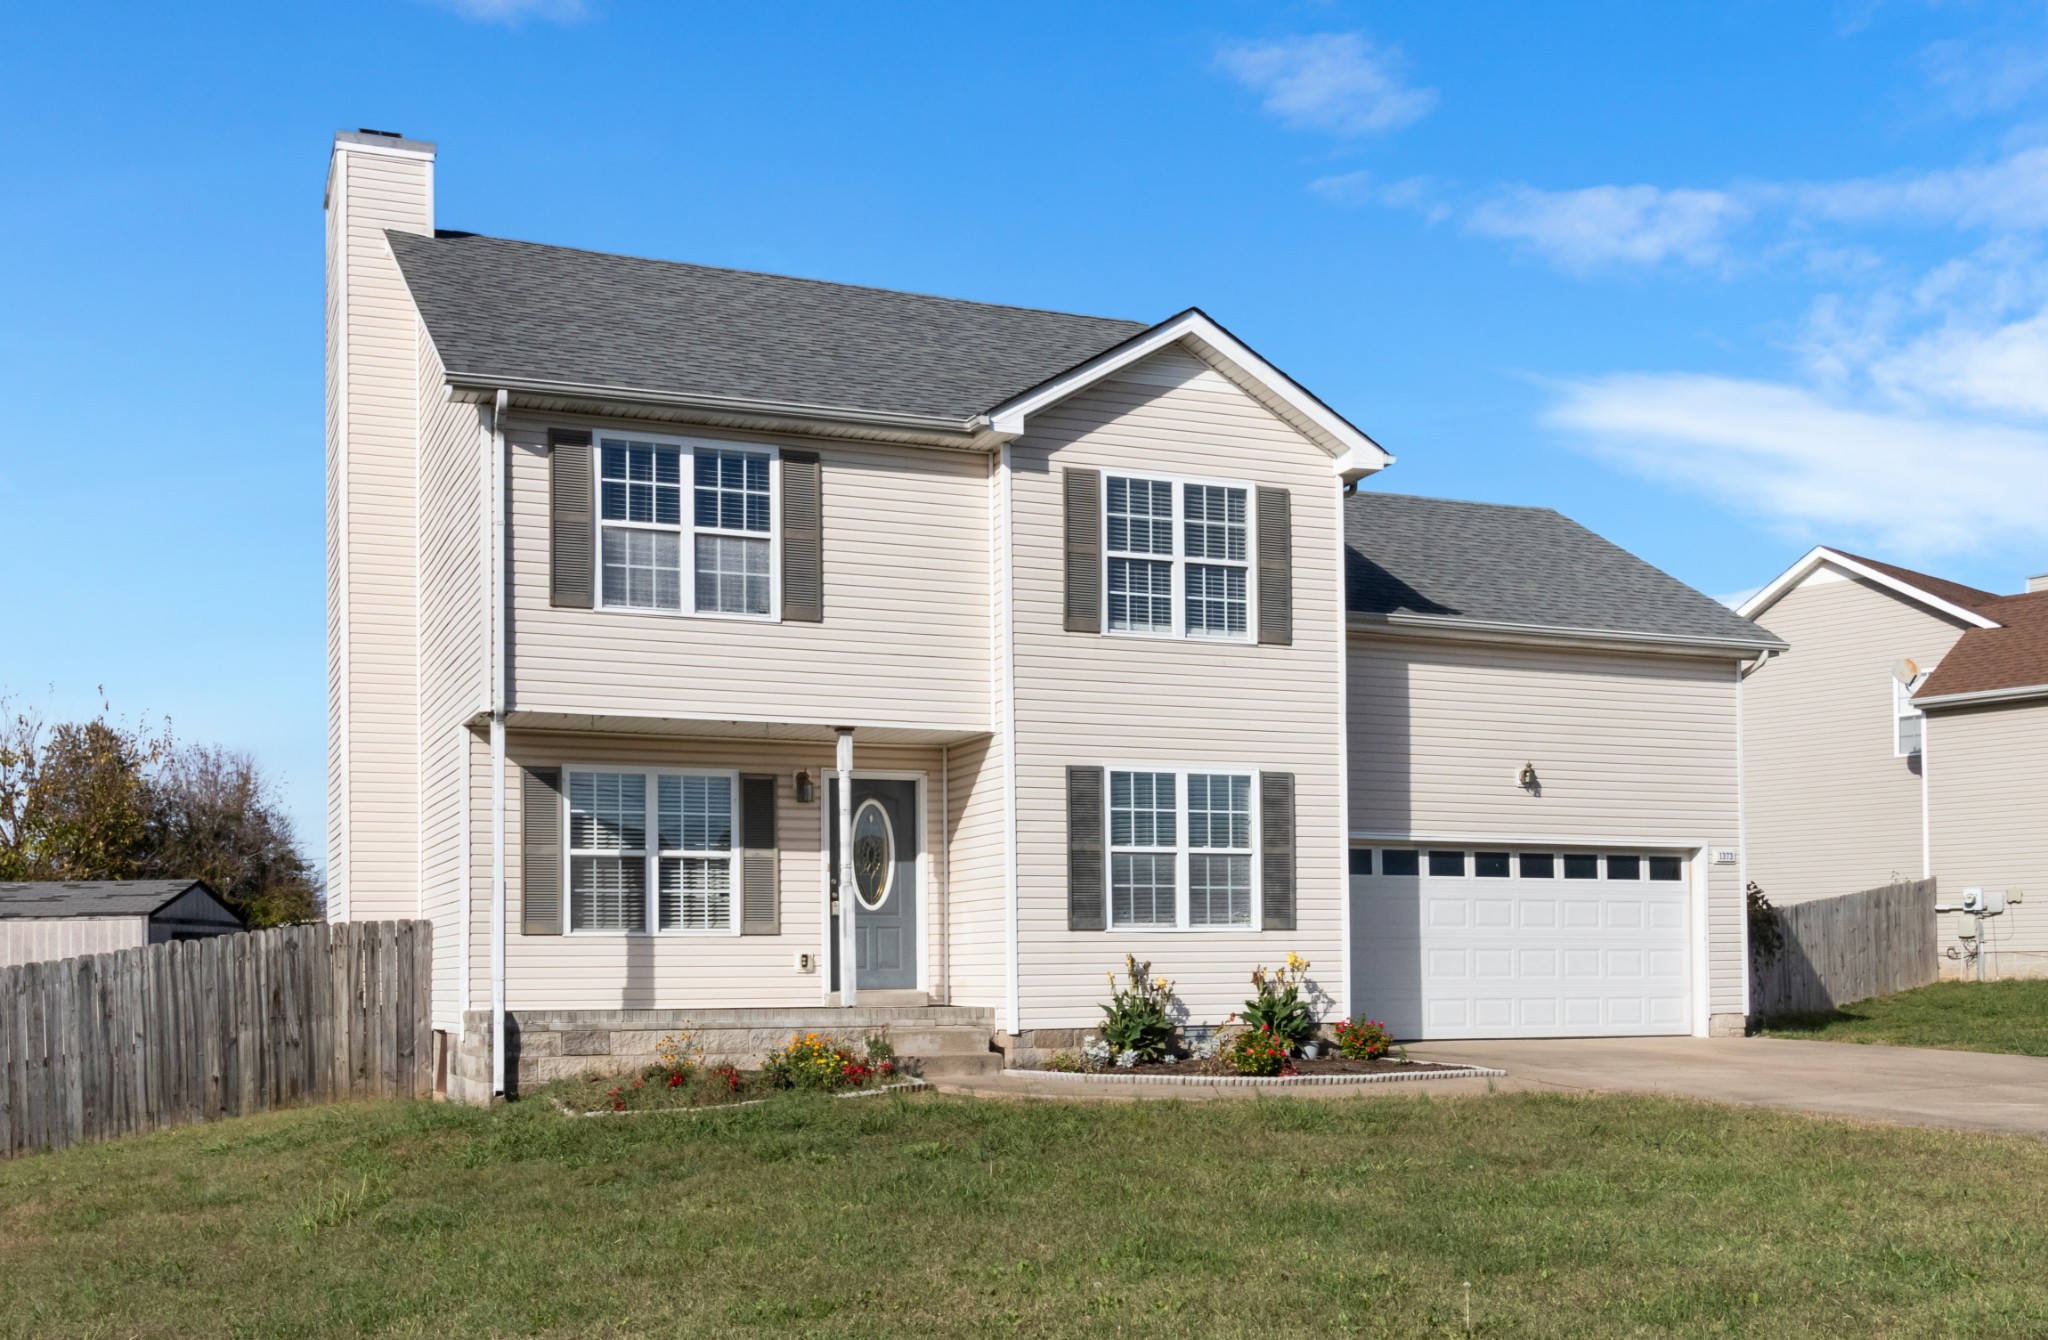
<box><xmin>1407</xmin><ymin>1036</ymin><xmax>2048</xmax><ymax>1137</ymax></box>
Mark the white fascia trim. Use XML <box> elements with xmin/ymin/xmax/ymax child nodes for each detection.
<box><xmin>1915</xmin><ymin>681</ymin><xmax>2048</xmax><ymax>709</ymax></box>
<box><xmin>983</xmin><ymin>309</ymin><xmax>1392</xmax><ymax>473</ymax></box>
<box><xmin>447</xmin><ymin>375</ymin><xmax>985</xmax><ymax>440</ymax></box>
<box><xmin>1349</xmin><ymin>612</ymin><xmax>1785</xmax><ymax>657</ymax></box>
<box><xmin>1738</xmin><ymin>547</ymin><xmax>2001</xmax><ymax>629</ymax></box>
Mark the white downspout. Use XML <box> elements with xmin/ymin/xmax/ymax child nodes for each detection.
<box><xmin>488</xmin><ymin>388</ymin><xmax>509</xmax><ymax>1097</ymax></box>
<box><xmin>836</xmin><ymin>727</ymin><xmax>856</xmax><ymax>1008</ymax></box>
<box><xmin>940</xmin><ymin>744</ymin><xmax>950</xmax><ymax>1006</ymax></box>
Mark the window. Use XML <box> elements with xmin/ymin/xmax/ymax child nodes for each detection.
<box><xmin>1475</xmin><ymin>851</ymin><xmax>1511</xmax><ymax>878</ymax></box>
<box><xmin>1359</xmin><ymin>846</ymin><xmax>1681</xmax><ymax>884</ymax></box>
<box><xmin>1648</xmin><ymin>855</ymin><xmax>1683</xmax><ymax>882</ymax></box>
<box><xmin>1103</xmin><ymin>474</ymin><xmax>1252</xmax><ymax>640</ymax></box>
<box><xmin>599</xmin><ymin>435</ymin><xmax>774</xmax><ymax>618</ymax></box>
<box><xmin>1519</xmin><ymin>853</ymin><xmax>1556</xmax><ymax>879</ymax></box>
<box><xmin>567</xmin><ymin>769</ymin><xmax>736</xmax><ymax>933</ymax></box>
<box><xmin>1381</xmin><ymin>849</ymin><xmax>1420</xmax><ymax>877</ymax></box>
<box><xmin>1348</xmin><ymin>848</ymin><xmax>1373</xmax><ymax>876</ymax></box>
<box><xmin>1108</xmin><ymin>769</ymin><xmax>1257</xmax><ymax>928</ymax></box>
<box><xmin>1606</xmin><ymin>855</ymin><xmax>1641</xmax><ymax>880</ymax></box>
<box><xmin>1563</xmin><ymin>853</ymin><xmax>1600</xmax><ymax>880</ymax></box>
<box><xmin>1428</xmin><ymin>850</ymin><xmax>1466</xmax><ymax>877</ymax></box>
<box><xmin>1894</xmin><ymin>674</ymin><xmax>1926</xmax><ymax>757</ymax></box>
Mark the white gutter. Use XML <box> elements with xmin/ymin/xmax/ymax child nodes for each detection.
<box><xmin>1350</xmin><ymin>611</ymin><xmax>1786</xmax><ymax>657</ymax></box>
<box><xmin>488</xmin><ymin>388</ymin><xmax>509</xmax><ymax>1097</ymax></box>
<box><xmin>1914</xmin><ymin>681</ymin><xmax>2048</xmax><ymax>709</ymax></box>
<box><xmin>444</xmin><ymin>374</ymin><xmax>983</xmax><ymax>439</ymax></box>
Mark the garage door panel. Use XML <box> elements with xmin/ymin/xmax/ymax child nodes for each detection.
<box><xmin>1353</xmin><ymin>848</ymin><xmax>1692</xmax><ymax>1040</ymax></box>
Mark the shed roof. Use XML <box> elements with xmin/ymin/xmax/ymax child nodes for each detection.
<box><xmin>0</xmin><ymin>880</ymin><xmax>229</xmax><ymax>920</ymax></box>
<box><xmin>1345</xmin><ymin>491</ymin><xmax>1783</xmax><ymax>651</ymax></box>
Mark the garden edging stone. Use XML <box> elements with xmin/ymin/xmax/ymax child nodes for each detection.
<box><xmin>1000</xmin><ymin>1064</ymin><xmax>1505</xmax><ymax>1088</ymax></box>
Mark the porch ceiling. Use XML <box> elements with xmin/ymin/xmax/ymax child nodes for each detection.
<box><xmin>490</xmin><ymin>710</ymin><xmax>990</xmax><ymax>748</ymax></box>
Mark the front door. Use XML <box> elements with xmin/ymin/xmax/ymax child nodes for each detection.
<box><xmin>828</xmin><ymin>778</ymin><xmax>919</xmax><ymax>991</ymax></box>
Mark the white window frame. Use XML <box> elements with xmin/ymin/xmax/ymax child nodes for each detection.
<box><xmin>594</xmin><ymin>431</ymin><xmax>781</xmax><ymax>624</ymax></box>
<box><xmin>1100</xmin><ymin>470</ymin><xmax>1257</xmax><ymax>644</ymax></box>
<box><xmin>1894</xmin><ymin>673</ymin><xmax>1926</xmax><ymax>757</ymax></box>
<box><xmin>563</xmin><ymin>766</ymin><xmax>743</xmax><ymax>937</ymax></box>
<box><xmin>1104</xmin><ymin>764</ymin><xmax>1261</xmax><ymax>931</ymax></box>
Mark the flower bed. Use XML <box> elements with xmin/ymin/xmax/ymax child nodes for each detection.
<box><xmin>537</xmin><ymin>1025</ymin><xmax>919</xmax><ymax>1116</ymax></box>
<box><xmin>1021</xmin><ymin>1053</ymin><xmax>1484</xmax><ymax>1081</ymax></box>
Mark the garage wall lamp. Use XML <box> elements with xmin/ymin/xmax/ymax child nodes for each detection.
<box><xmin>1518</xmin><ymin>761</ymin><xmax>1540</xmax><ymax>792</ymax></box>
<box><xmin>794</xmin><ymin>770</ymin><xmax>816</xmax><ymax>804</ymax></box>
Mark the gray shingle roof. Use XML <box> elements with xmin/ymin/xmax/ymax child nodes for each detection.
<box><xmin>1346</xmin><ymin>492</ymin><xmax>1784</xmax><ymax>649</ymax></box>
<box><xmin>0</xmin><ymin>880</ymin><xmax>218</xmax><ymax>920</ymax></box>
<box><xmin>386</xmin><ymin>231</ymin><xmax>1149</xmax><ymax>425</ymax></box>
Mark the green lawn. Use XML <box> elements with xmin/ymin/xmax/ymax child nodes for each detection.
<box><xmin>1756</xmin><ymin>977</ymin><xmax>2048</xmax><ymax>1057</ymax></box>
<box><xmin>1</xmin><ymin>1090</ymin><xmax>2045</xmax><ymax>1337</ymax></box>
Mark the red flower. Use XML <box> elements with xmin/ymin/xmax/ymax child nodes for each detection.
<box><xmin>668</xmin><ymin>1072</ymin><xmax>684</xmax><ymax>1088</ymax></box>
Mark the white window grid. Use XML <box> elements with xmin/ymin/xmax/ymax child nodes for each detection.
<box><xmin>1102</xmin><ymin>471</ymin><xmax>1255</xmax><ymax>642</ymax></box>
<box><xmin>564</xmin><ymin>768</ymin><xmax>741</xmax><ymax>935</ymax></box>
<box><xmin>1106</xmin><ymin>766</ymin><xmax>1260</xmax><ymax>930</ymax></box>
<box><xmin>595</xmin><ymin>432</ymin><xmax>780</xmax><ymax>622</ymax></box>
<box><xmin>1356</xmin><ymin>846</ymin><xmax>1688</xmax><ymax>883</ymax></box>
<box><xmin>1894</xmin><ymin>674</ymin><xmax>1926</xmax><ymax>757</ymax></box>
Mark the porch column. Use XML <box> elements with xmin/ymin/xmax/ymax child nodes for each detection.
<box><xmin>836</xmin><ymin>726</ymin><xmax>856</xmax><ymax>1007</ymax></box>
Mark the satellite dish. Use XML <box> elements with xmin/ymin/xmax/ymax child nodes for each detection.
<box><xmin>1892</xmin><ymin>658</ymin><xmax>1920</xmax><ymax>685</ymax></box>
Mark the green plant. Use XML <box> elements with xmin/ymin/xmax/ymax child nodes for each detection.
<box><xmin>655</xmin><ymin>1026</ymin><xmax>701</xmax><ymax>1083</ymax></box>
<box><xmin>1225</xmin><ymin>1024</ymin><xmax>1294</xmax><ymax>1077</ymax></box>
<box><xmin>1042</xmin><ymin>1051</ymin><xmax>1084</xmax><ymax>1073</ymax></box>
<box><xmin>762</xmin><ymin>1032</ymin><xmax>895</xmax><ymax>1090</ymax></box>
<box><xmin>1748</xmin><ymin>881</ymin><xmax>1785</xmax><ymax>967</ymax></box>
<box><xmin>1240</xmin><ymin>953</ymin><xmax>1317</xmax><ymax>1051</ymax></box>
<box><xmin>1333</xmin><ymin>1017</ymin><xmax>1392</xmax><ymax>1060</ymax></box>
<box><xmin>1097</xmin><ymin>955</ymin><xmax>1178</xmax><ymax>1062</ymax></box>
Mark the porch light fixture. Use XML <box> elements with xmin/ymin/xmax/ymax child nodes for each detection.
<box><xmin>1518</xmin><ymin>761</ymin><xmax>1539</xmax><ymax>791</ymax></box>
<box><xmin>794</xmin><ymin>770</ymin><xmax>815</xmax><ymax>804</ymax></box>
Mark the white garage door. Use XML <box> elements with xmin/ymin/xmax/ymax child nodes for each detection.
<box><xmin>1350</xmin><ymin>847</ymin><xmax>1692</xmax><ymax>1040</ymax></box>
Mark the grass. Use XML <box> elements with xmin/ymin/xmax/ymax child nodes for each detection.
<box><xmin>1755</xmin><ymin>977</ymin><xmax>2048</xmax><ymax>1057</ymax></box>
<box><xmin>0</xmin><ymin>1090</ymin><xmax>2046</xmax><ymax>1337</ymax></box>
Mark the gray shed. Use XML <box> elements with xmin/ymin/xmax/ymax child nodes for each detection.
<box><xmin>0</xmin><ymin>880</ymin><xmax>245</xmax><ymax>967</ymax></box>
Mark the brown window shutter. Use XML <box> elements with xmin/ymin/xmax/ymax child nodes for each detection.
<box><xmin>739</xmin><ymin>774</ymin><xmax>779</xmax><ymax>935</ymax></box>
<box><xmin>1064</xmin><ymin>468</ymin><xmax>1102</xmax><ymax>633</ymax></box>
<box><xmin>781</xmin><ymin>451</ymin><xmax>823</xmax><ymax>622</ymax></box>
<box><xmin>1067</xmin><ymin>766</ymin><xmax>1106</xmax><ymax>930</ymax></box>
<box><xmin>1257</xmin><ymin>486</ymin><xmax>1292</xmax><ymax>646</ymax></box>
<box><xmin>548</xmin><ymin>429</ymin><xmax>595</xmax><ymax>609</ymax></box>
<box><xmin>1259</xmin><ymin>771</ymin><xmax>1295</xmax><ymax>931</ymax></box>
<box><xmin>521</xmin><ymin>767</ymin><xmax>564</xmax><ymax>935</ymax></box>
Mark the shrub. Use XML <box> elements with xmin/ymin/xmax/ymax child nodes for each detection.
<box><xmin>763</xmin><ymin>1032</ymin><xmax>895</xmax><ymax>1090</ymax></box>
<box><xmin>1333</xmin><ymin>1018</ymin><xmax>1392</xmax><ymax>1061</ymax></box>
<box><xmin>1042</xmin><ymin>1051</ymin><xmax>1084</xmax><ymax>1073</ymax></box>
<box><xmin>655</xmin><ymin>1026</ymin><xmax>701</xmax><ymax>1083</ymax></box>
<box><xmin>1748</xmin><ymin>882</ymin><xmax>1785</xmax><ymax>967</ymax></box>
<box><xmin>1097</xmin><ymin>955</ymin><xmax>1178</xmax><ymax>1063</ymax></box>
<box><xmin>1225</xmin><ymin>1024</ymin><xmax>1294</xmax><ymax>1077</ymax></box>
<box><xmin>1240</xmin><ymin>953</ymin><xmax>1317</xmax><ymax>1051</ymax></box>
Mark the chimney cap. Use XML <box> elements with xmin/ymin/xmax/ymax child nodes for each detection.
<box><xmin>331</xmin><ymin>128</ymin><xmax>436</xmax><ymax>157</ymax></box>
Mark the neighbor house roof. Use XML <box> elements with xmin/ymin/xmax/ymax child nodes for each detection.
<box><xmin>0</xmin><ymin>880</ymin><xmax>229</xmax><ymax>920</ymax></box>
<box><xmin>1345</xmin><ymin>492</ymin><xmax>1784</xmax><ymax>652</ymax></box>
<box><xmin>1915</xmin><ymin>591</ymin><xmax>2048</xmax><ymax>704</ymax></box>
<box><xmin>386</xmin><ymin>231</ymin><xmax>1148</xmax><ymax>428</ymax></box>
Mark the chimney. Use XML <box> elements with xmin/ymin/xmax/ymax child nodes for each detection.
<box><xmin>324</xmin><ymin>130</ymin><xmax>435</xmax><ymax>922</ymax></box>
<box><xmin>2029</xmin><ymin>575</ymin><xmax>2048</xmax><ymax>595</ymax></box>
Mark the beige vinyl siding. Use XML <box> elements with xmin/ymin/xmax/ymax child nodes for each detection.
<box><xmin>324</xmin><ymin>154</ymin><xmax>348</xmax><ymax>918</ymax></box>
<box><xmin>501</xmin><ymin>420</ymin><xmax>991</xmax><ymax>735</ymax></box>
<box><xmin>1349</xmin><ymin>635</ymin><xmax>1748</xmax><ymax>1016</ymax></box>
<box><xmin>941</xmin><ymin>734</ymin><xmax>1008</xmax><ymax>1011</ymax></box>
<box><xmin>467</xmin><ymin>733</ymin><xmax>969</xmax><ymax>1012</ymax></box>
<box><xmin>1928</xmin><ymin>702</ymin><xmax>2048</xmax><ymax>978</ymax></box>
<box><xmin>415</xmin><ymin>326</ymin><xmax>485</xmax><ymax>1030</ymax></box>
<box><xmin>326</xmin><ymin>145</ymin><xmax>433</xmax><ymax>922</ymax></box>
<box><xmin>1745</xmin><ymin>572</ymin><xmax>1971</xmax><ymax>904</ymax></box>
<box><xmin>1008</xmin><ymin>348</ymin><xmax>1347</xmax><ymax>1030</ymax></box>
<box><xmin>0</xmin><ymin>918</ymin><xmax>147</xmax><ymax>968</ymax></box>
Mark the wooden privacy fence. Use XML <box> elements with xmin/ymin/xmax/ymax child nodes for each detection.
<box><xmin>1751</xmin><ymin>878</ymin><xmax>1937</xmax><ymax>1019</ymax></box>
<box><xmin>0</xmin><ymin>920</ymin><xmax>433</xmax><ymax>1157</ymax></box>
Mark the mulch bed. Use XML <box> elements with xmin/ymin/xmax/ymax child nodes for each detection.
<box><xmin>1038</xmin><ymin>1054</ymin><xmax>1470</xmax><ymax>1079</ymax></box>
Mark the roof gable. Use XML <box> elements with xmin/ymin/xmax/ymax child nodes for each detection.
<box><xmin>1739</xmin><ymin>547</ymin><xmax>2002</xmax><ymax>629</ymax></box>
<box><xmin>0</xmin><ymin>880</ymin><xmax>237</xmax><ymax>921</ymax></box>
<box><xmin>1916</xmin><ymin>590</ymin><xmax>2048</xmax><ymax>704</ymax></box>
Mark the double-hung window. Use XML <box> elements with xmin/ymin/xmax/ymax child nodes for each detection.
<box><xmin>599</xmin><ymin>435</ymin><xmax>775</xmax><ymax>618</ymax></box>
<box><xmin>567</xmin><ymin>769</ymin><xmax>736</xmax><ymax>933</ymax></box>
<box><xmin>1104</xmin><ymin>474</ymin><xmax>1251</xmax><ymax>640</ymax></box>
<box><xmin>1894</xmin><ymin>674</ymin><xmax>1926</xmax><ymax>757</ymax></box>
<box><xmin>1108</xmin><ymin>768</ymin><xmax>1256</xmax><ymax>929</ymax></box>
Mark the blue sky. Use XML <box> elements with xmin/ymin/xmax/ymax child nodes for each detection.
<box><xmin>5</xmin><ymin>0</ymin><xmax>2048</xmax><ymax>866</ymax></box>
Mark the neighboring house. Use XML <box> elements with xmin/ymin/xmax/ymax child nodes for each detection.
<box><xmin>1345</xmin><ymin>495</ymin><xmax>1784</xmax><ymax>1038</ymax></box>
<box><xmin>1741</xmin><ymin>548</ymin><xmax>2048</xmax><ymax>978</ymax></box>
<box><xmin>325</xmin><ymin>131</ymin><xmax>1777</xmax><ymax>1102</ymax></box>
<box><xmin>0</xmin><ymin>881</ymin><xmax>244</xmax><ymax>968</ymax></box>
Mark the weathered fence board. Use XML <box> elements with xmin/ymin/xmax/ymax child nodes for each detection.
<box><xmin>1751</xmin><ymin>879</ymin><xmax>1937</xmax><ymax>1019</ymax></box>
<box><xmin>0</xmin><ymin>921</ymin><xmax>432</xmax><ymax>1157</ymax></box>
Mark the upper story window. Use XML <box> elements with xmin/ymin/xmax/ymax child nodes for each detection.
<box><xmin>599</xmin><ymin>436</ymin><xmax>776</xmax><ymax>619</ymax></box>
<box><xmin>1104</xmin><ymin>474</ymin><xmax>1252</xmax><ymax>641</ymax></box>
<box><xmin>1894</xmin><ymin>673</ymin><xmax>1926</xmax><ymax>757</ymax></box>
<box><xmin>1108</xmin><ymin>768</ymin><xmax>1256</xmax><ymax>929</ymax></box>
<box><xmin>567</xmin><ymin>769</ymin><xmax>736</xmax><ymax>934</ymax></box>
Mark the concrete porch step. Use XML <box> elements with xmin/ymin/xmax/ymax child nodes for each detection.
<box><xmin>908</xmin><ymin>1050</ymin><xmax>1004</xmax><ymax>1078</ymax></box>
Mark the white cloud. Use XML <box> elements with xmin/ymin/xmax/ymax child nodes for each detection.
<box><xmin>1310</xmin><ymin>170</ymin><xmax>1451</xmax><ymax>221</ymax></box>
<box><xmin>1465</xmin><ymin>184</ymin><xmax>1750</xmax><ymax>273</ymax></box>
<box><xmin>426</xmin><ymin>0</ymin><xmax>586</xmax><ymax>22</ymax></box>
<box><xmin>1923</xmin><ymin>32</ymin><xmax>2048</xmax><ymax>116</ymax></box>
<box><xmin>1216</xmin><ymin>33</ymin><xmax>1436</xmax><ymax>137</ymax></box>
<box><xmin>1794</xmin><ymin>143</ymin><xmax>2048</xmax><ymax>231</ymax></box>
<box><xmin>1547</xmin><ymin>372</ymin><xmax>2048</xmax><ymax>557</ymax></box>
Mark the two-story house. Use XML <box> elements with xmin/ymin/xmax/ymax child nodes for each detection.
<box><xmin>1741</xmin><ymin>547</ymin><xmax>2048</xmax><ymax>979</ymax></box>
<box><xmin>327</xmin><ymin>131</ymin><xmax>1777</xmax><ymax>1102</ymax></box>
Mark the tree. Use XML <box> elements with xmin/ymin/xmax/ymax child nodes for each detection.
<box><xmin>144</xmin><ymin>745</ymin><xmax>321</xmax><ymax>927</ymax></box>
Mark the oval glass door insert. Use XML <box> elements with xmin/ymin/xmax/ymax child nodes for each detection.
<box><xmin>851</xmin><ymin>799</ymin><xmax>894</xmax><ymax>911</ymax></box>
